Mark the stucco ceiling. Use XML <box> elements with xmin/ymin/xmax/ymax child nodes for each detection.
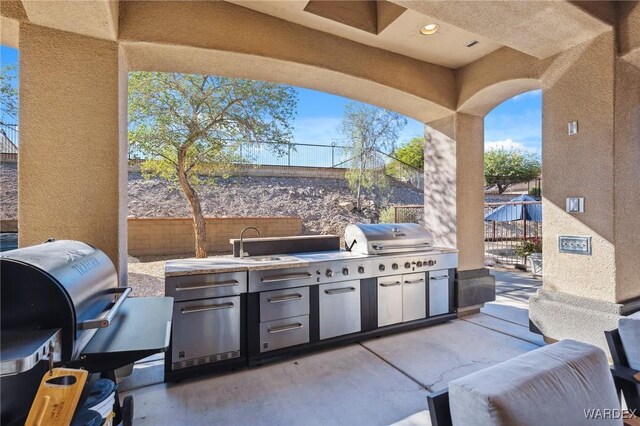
<box><xmin>225</xmin><ymin>0</ymin><xmax>502</xmax><ymax>69</ymax></box>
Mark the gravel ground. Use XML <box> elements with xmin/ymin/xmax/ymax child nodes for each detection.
<box><xmin>127</xmin><ymin>172</ymin><xmax>423</xmax><ymax>236</ymax></box>
<box><xmin>127</xmin><ymin>255</ymin><xmax>194</xmax><ymax>297</ymax></box>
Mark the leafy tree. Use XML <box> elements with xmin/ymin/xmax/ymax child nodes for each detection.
<box><xmin>340</xmin><ymin>103</ymin><xmax>406</xmax><ymax>210</ymax></box>
<box><xmin>0</xmin><ymin>65</ymin><xmax>18</xmax><ymax>120</ymax></box>
<box><xmin>393</xmin><ymin>137</ymin><xmax>424</xmax><ymax>170</ymax></box>
<box><xmin>385</xmin><ymin>136</ymin><xmax>424</xmax><ymax>183</ymax></box>
<box><xmin>129</xmin><ymin>72</ymin><xmax>297</xmax><ymax>257</ymax></box>
<box><xmin>484</xmin><ymin>147</ymin><xmax>541</xmax><ymax>194</ymax></box>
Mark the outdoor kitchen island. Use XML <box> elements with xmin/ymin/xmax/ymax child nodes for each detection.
<box><xmin>164</xmin><ymin>224</ymin><xmax>457</xmax><ymax>382</ymax></box>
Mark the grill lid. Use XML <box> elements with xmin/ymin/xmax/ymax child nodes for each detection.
<box><xmin>344</xmin><ymin>223</ymin><xmax>433</xmax><ymax>255</ymax></box>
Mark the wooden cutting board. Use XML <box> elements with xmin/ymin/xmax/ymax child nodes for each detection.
<box><xmin>25</xmin><ymin>368</ymin><xmax>88</xmax><ymax>426</ymax></box>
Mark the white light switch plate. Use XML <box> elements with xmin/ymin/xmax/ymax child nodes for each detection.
<box><xmin>566</xmin><ymin>197</ymin><xmax>584</xmax><ymax>213</ymax></box>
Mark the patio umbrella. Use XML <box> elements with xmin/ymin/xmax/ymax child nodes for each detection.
<box><xmin>484</xmin><ymin>194</ymin><xmax>542</xmax><ymax>222</ymax></box>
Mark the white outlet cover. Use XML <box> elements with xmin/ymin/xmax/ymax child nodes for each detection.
<box><xmin>568</xmin><ymin>121</ymin><xmax>578</xmax><ymax>135</ymax></box>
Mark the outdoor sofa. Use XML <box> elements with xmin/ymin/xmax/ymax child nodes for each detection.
<box><xmin>393</xmin><ymin>339</ymin><xmax>625</xmax><ymax>426</ymax></box>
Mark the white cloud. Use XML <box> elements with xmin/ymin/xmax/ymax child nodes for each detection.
<box><xmin>485</xmin><ymin>138</ymin><xmax>539</xmax><ymax>156</ymax></box>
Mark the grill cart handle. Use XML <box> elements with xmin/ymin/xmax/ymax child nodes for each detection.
<box><xmin>79</xmin><ymin>287</ymin><xmax>132</xmax><ymax>330</ymax></box>
<box><xmin>372</xmin><ymin>243</ymin><xmax>432</xmax><ymax>251</ymax></box>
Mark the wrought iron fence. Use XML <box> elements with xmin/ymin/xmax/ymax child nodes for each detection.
<box><xmin>129</xmin><ymin>140</ymin><xmax>425</xmax><ymax>190</ymax></box>
<box><xmin>392</xmin><ymin>205</ymin><xmax>424</xmax><ymax>225</ymax></box>
<box><xmin>484</xmin><ymin>200</ymin><xmax>542</xmax><ymax>266</ymax></box>
<box><xmin>233</xmin><ymin>141</ymin><xmax>352</xmax><ymax>168</ymax></box>
<box><xmin>0</xmin><ymin>122</ymin><xmax>19</xmax><ymax>161</ymax></box>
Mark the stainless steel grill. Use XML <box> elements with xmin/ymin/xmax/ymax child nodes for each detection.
<box><xmin>344</xmin><ymin>223</ymin><xmax>434</xmax><ymax>255</ymax></box>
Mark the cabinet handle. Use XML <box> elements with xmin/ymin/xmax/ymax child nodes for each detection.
<box><xmin>268</xmin><ymin>293</ymin><xmax>303</xmax><ymax>303</ymax></box>
<box><xmin>268</xmin><ymin>322</ymin><xmax>304</xmax><ymax>334</ymax></box>
<box><xmin>175</xmin><ymin>280</ymin><xmax>239</xmax><ymax>291</ymax></box>
<box><xmin>380</xmin><ymin>281</ymin><xmax>401</xmax><ymax>287</ymax></box>
<box><xmin>261</xmin><ymin>273</ymin><xmax>312</xmax><ymax>283</ymax></box>
<box><xmin>324</xmin><ymin>287</ymin><xmax>356</xmax><ymax>295</ymax></box>
<box><xmin>404</xmin><ymin>278</ymin><xmax>425</xmax><ymax>284</ymax></box>
<box><xmin>181</xmin><ymin>302</ymin><xmax>234</xmax><ymax>314</ymax></box>
<box><xmin>372</xmin><ymin>243</ymin><xmax>431</xmax><ymax>251</ymax></box>
<box><xmin>430</xmin><ymin>275</ymin><xmax>449</xmax><ymax>280</ymax></box>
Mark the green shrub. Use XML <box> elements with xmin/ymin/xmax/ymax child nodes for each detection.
<box><xmin>515</xmin><ymin>237</ymin><xmax>542</xmax><ymax>257</ymax></box>
<box><xmin>528</xmin><ymin>186</ymin><xmax>541</xmax><ymax>196</ymax></box>
<box><xmin>379</xmin><ymin>206</ymin><xmax>396</xmax><ymax>223</ymax></box>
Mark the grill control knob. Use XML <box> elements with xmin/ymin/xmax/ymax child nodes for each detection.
<box><xmin>379</xmin><ymin>264</ymin><xmax>386</xmax><ymax>272</ymax></box>
<box><xmin>416</xmin><ymin>261</ymin><xmax>423</xmax><ymax>267</ymax></box>
<box><xmin>404</xmin><ymin>262</ymin><xmax>411</xmax><ymax>269</ymax></box>
<box><xmin>392</xmin><ymin>263</ymin><xmax>399</xmax><ymax>270</ymax></box>
<box><xmin>427</xmin><ymin>260</ymin><xmax>435</xmax><ymax>266</ymax></box>
<box><xmin>358</xmin><ymin>266</ymin><xmax>365</xmax><ymax>274</ymax></box>
<box><xmin>326</xmin><ymin>269</ymin><xmax>333</xmax><ymax>278</ymax></box>
<box><xmin>342</xmin><ymin>267</ymin><xmax>349</xmax><ymax>276</ymax></box>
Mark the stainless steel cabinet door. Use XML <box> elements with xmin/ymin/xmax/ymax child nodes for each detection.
<box><xmin>378</xmin><ymin>275</ymin><xmax>403</xmax><ymax>327</ymax></box>
<box><xmin>319</xmin><ymin>281</ymin><xmax>361</xmax><ymax>339</ymax></box>
<box><xmin>172</xmin><ymin>296</ymin><xmax>240</xmax><ymax>364</ymax></box>
<box><xmin>429</xmin><ymin>270</ymin><xmax>450</xmax><ymax>316</ymax></box>
<box><xmin>402</xmin><ymin>272</ymin><xmax>426</xmax><ymax>322</ymax></box>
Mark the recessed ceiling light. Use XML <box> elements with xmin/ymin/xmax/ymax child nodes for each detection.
<box><xmin>466</xmin><ymin>40</ymin><xmax>479</xmax><ymax>47</ymax></box>
<box><xmin>419</xmin><ymin>23</ymin><xmax>439</xmax><ymax>35</ymax></box>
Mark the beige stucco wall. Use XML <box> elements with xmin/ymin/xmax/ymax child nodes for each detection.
<box><xmin>128</xmin><ymin>217</ymin><xmax>302</xmax><ymax>256</ymax></box>
<box><xmin>541</xmin><ymin>32</ymin><xmax>617</xmax><ymax>303</ymax></box>
<box><xmin>618</xmin><ymin>1</ymin><xmax>640</xmax><ymax>67</ymax></box>
<box><xmin>118</xmin><ymin>0</ymin><xmax>455</xmax><ymax>123</ymax></box>
<box><xmin>424</xmin><ymin>113</ymin><xmax>484</xmax><ymax>272</ymax></box>
<box><xmin>613</xmin><ymin>57</ymin><xmax>640</xmax><ymax>303</ymax></box>
<box><xmin>19</xmin><ymin>23</ymin><xmax>127</xmax><ymax>281</ymax></box>
<box><xmin>456</xmin><ymin>47</ymin><xmax>542</xmax><ymax>116</ymax></box>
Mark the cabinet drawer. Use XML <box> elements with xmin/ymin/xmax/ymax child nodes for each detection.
<box><xmin>166</xmin><ymin>272</ymin><xmax>247</xmax><ymax>301</ymax></box>
<box><xmin>259</xmin><ymin>315</ymin><xmax>309</xmax><ymax>353</ymax></box>
<box><xmin>429</xmin><ymin>270</ymin><xmax>450</xmax><ymax>316</ymax></box>
<box><xmin>260</xmin><ymin>287</ymin><xmax>309</xmax><ymax>322</ymax></box>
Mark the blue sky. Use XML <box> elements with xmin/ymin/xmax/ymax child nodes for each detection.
<box><xmin>1</xmin><ymin>43</ymin><xmax>541</xmax><ymax>156</ymax></box>
<box><xmin>484</xmin><ymin>90</ymin><xmax>542</xmax><ymax>156</ymax></box>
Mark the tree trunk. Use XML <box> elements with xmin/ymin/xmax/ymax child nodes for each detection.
<box><xmin>177</xmin><ymin>153</ymin><xmax>208</xmax><ymax>258</ymax></box>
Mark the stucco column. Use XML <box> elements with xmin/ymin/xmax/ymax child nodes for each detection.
<box><xmin>529</xmin><ymin>31</ymin><xmax>640</xmax><ymax>349</ymax></box>
<box><xmin>19</xmin><ymin>24</ymin><xmax>128</xmax><ymax>283</ymax></box>
<box><xmin>425</xmin><ymin>113</ymin><xmax>495</xmax><ymax>313</ymax></box>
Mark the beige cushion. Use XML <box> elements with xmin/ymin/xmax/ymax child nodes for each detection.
<box><xmin>389</xmin><ymin>410</ymin><xmax>432</xmax><ymax>426</ymax></box>
<box><xmin>448</xmin><ymin>339</ymin><xmax>622</xmax><ymax>426</ymax></box>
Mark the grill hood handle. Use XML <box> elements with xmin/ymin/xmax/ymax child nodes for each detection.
<box><xmin>79</xmin><ymin>287</ymin><xmax>131</xmax><ymax>330</ymax></box>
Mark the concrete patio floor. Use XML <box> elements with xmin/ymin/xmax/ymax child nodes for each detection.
<box><xmin>122</xmin><ymin>269</ymin><xmax>543</xmax><ymax>425</ymax></box>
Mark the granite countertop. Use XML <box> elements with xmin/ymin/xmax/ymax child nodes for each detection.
<box><xmin>165</xmin><ymin>255</ymin><xmax>309</xmax><ymax>277</ymax></box>
<box><xmin>165</xmin><ymin>247</ymin><xmax>458</xmax><ymax>277</ymax></box>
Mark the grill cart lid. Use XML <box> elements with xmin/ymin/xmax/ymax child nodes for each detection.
<box><xmin>344</xmin><ymin>223</ymin><xmax>434</xmax><ymax>255</ymax></box>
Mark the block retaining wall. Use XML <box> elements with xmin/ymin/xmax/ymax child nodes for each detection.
<box><xmin>128</xmin><ymin>216</ymin><xmax>302</xmax><ymax>256</ymax></box>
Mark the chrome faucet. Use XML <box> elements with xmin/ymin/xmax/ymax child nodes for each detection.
<box><xmin>239</xmin><ymin>226</ymin><xmax>261</xmax><ymax>259</ymax></box>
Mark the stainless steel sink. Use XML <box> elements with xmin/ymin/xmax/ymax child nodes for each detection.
<box><xmin>244</xmin><ymin>256</ymin><xmax>283</xmax><ymax>262</ymax></box>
